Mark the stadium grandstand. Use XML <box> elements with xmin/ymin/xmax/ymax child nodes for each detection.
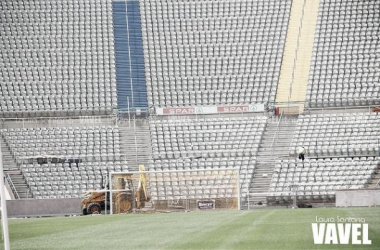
<box><xmin>0</xmin><ymin>0</ymin><xmax>379</xmax><ymax>215</ymax></box>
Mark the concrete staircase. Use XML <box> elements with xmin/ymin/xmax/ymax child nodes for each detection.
<box><xmin>119</xmin><ymin>120</ymin><xmax>152</xmax><ymax>172</ymax></box>
<box><xmin>1</xmin><ymin>136</ymin><xmax>30</xmax><ymax>199</ymax></box>
<box><xmin>366</xmin><ymin>167</ymin><xmax>380</xmax><ymax>189</ymax></box>
<box><xmin>276</xmin><ymin>0</ymin><xmax>320</xmax><ymax>112</ymax></box>
<box><xmin>246</xmin><ymin>117</ymin><xmax>297</xmax><ymax>208</ymax></box>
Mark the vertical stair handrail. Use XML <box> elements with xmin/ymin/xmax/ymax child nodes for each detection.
<box><xmin>271</xmin><ymin>110</ymin><xmax>284</xmax><ymax>155</ymax></box>
<box><xmin>315</xmin><ymin>138</ymin><xmax>318</xmax><ymax>159</ymax></box>
<box><xmin>288</xmin><ymin>0</ymin><xmax>307</xmax><ymax>102</ymax></box>
<box><xmin>124</xmin><ymin>0</ymin><xmax>135</xmax><ymax>109</ymax></box>
<box><xmin>5</xmin><ymin>173</ymin><xmax>19</xmax><ymax>199</ymax></box>
<box><xmin>243</xmin><ymin>166</ymin><xmax>250</xmax><ymax>210</ymax></box>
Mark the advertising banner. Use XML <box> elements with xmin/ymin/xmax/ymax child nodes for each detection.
<box><xmin>156</xmin><ymin>104</ymin><xmax>265</xmax><ymax>115</ymax></box>
<box><xmin>197</xmin><ymin>200</ymin><xmax>215</xmax><ymax>210</ymax></box>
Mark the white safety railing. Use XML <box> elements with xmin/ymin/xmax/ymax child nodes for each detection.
<box><xmin>287</xmin><ymin>0</ymin><xmax>307</xmax><ymax>102</ymax></box>
<box><xmin>305</xmin><ymin>103</ymin><xmax>380</xmax><ymax>115</ymax></box>
<box><xmin>271</xmin><ymin>110</ymin><xmax>284</xmax><ymax>155</ymax></box>
<box><xmin>5</xmin><ymin>174</ymin><xmax>19</xmax><ymax>199</ymax></box>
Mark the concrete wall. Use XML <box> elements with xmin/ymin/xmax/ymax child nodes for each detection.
<box><xmin>6</xmin><ymin>198</ymin><xmax>81</xmax><ymax>217</ymax></box>
<box><xmin>4</xmin><ymin>184</ymin><xmax>12</xmax><ymax>200</ymax></box>
<box><xmin>336</xmin><ymin>189</ymin><xmax>380</xmax><ymax>207</ymax></box>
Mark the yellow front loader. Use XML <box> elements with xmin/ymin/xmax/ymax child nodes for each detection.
<box><xmin>81</xmin><ymin>165</ymin><xmax>150</xmax><ymax>215</ymax></box>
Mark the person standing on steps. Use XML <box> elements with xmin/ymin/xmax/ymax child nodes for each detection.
<box><xmin>297</xmin><ymin>146</ymin><xmax>306</xmax><ymax>167</ymax></box>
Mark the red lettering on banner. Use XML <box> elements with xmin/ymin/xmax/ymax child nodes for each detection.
<box><xmin>163</xmin><ymin>107</ymin><xmax>195</xmax><ymax>115</ymax></box>
<box><xmin>217</xmin><ymin>106</ymin><xmax>249</xmax><ymax>113</ymax></box>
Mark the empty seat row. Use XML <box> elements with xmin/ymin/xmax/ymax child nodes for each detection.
<box><xmin>141</xmin><ymin>0</ymin><xmax>291</xmax><ymax>107</ymax></box>
<box><xmin>290</xmin><ymin>112</ymin><xmax>380</xmax><ymax>157</ymax></box>
<box><xmin>23</xmin><ymin>159</ymin><xmax>129</xmax><ymax>199</ymax></box>
<box><xmin>1</xmin><ymin>125</ymin><xmax>121</xmax><ymax>159</ymax></box>
<box><xmin>146</xmin><ymin>170</ymin><xmax>238</xmax><ymax>201</ymax></box>
<box><xmin>306</xmin><ymin>0</ymin><xmax>380</xmax><ymax>108</ymax></box>
<box><xmin>267</xmin><ymin>157</ymin><xmax>379</xmax><ymax>202</ymax></box>
<box><xmin>150</xmin><ymin>116</ymin><xmax>267</xmax><ymax>158</ymax></box>
<box><xmin>0</xmin><ymin>0</ymin><xmax>117</xmax><ymax>116</ymax></box>
<box><xmin>148</xmin><ymin>116</ymin><xmax>267</xmax><ymax>201</ymax></box>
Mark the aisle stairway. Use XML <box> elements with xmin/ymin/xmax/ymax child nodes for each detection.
<box><xmin>1</xmin><ymin>136</ymin><xmax>30</xmax><ymax>199</ymax></box>
<box><xmin>119</xmin><ymin>119</ymin><xmax>152</xmax><ymax>171</ymax></box>
<box><xmin>367</xmin><ymin>167</ymin><xmax>380</xmax><ymax>189</ymax></box>
<box><xmin>246</xmin><ymin>117</ymin><xmax>297</xmax><ymax>208</ymax></box>
<box><xmin>276</xmin><ymin>0</ymin><xmax>320</xmax><ymax>112</ymax></box>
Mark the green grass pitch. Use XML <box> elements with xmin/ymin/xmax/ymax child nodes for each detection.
<box><xmin>2</xmin><ymin>207</ymin><xmax>380</xmax><ymax>250</ymax></box>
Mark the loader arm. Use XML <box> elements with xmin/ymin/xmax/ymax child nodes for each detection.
<box><xmin>136</xmin><ymin>165</ymin><xmax>150</xmax><ymax>208</ymax></box>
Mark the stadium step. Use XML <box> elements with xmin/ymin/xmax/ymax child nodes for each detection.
<box><xmin>1</xmin><ymin>135</ymin><xmax>31</xmax><ymax>199</ymax></box>
<box><xmin>366</xmin><ymin>169</ymin><xmax>380</xmax><ymax>188</ymax></box>
<box><xmin>4</xmin><ymin>172</ymin><xmax>30</xmax><ymax>199</ymax></box>
<box><xmin>276</xmin><ymin>0</ymin><xmax>320</xmax><ymax>110</ymax></box>
<box><xmin>119</xmin><ymin>121</ymin><xmax>152</xmax><ymax>171</ymax></box>
<box><xmin>246</xmin><ymin>120</ymin><xmax>296</xmax><ymax>208</ymax></box>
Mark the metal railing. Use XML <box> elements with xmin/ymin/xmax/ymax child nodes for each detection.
<box><xmin>0</xmin><ymin>115</ymin><xmax>118</xmax><ymax>131</ymax></box>
<box><xmin>13</xmin><ymin>157</ymin><xmax>121</xmax><ymax>168</ymax></box>
<box><xmin>270</xmin><ymin>110</ymin><xmax>284</xmax><ymax>155</ymax></box>
<box><xmin>0</xmin><ymin>102</ymin><xmax>379</xmax><ymax>126</ymax></box>
<box><xmin>5</xmin><ymin>173</ymin><xmax>19</xmax><ymax>199</ymax></box>
<box><xmin>304</xmin><ymin>103</ymin><xmax>380</xmax><ymax>115</ymax></box>
<box><xmin>287</xmin><ymin>0</ymin><xmax>307</xmax><ymax>103</ymax></box>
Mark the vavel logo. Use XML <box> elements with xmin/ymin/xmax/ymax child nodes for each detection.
<box><xmin>312</xmin><ymin>216</ymin><xmax>372</xmax><ymax>245</ymax></box>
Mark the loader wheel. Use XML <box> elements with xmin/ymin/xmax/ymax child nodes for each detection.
<box><xmin>87</xmin><ymin>203</ymin><xmax>101</xmax><ymax>215</ymax></box>
<box><xmin>119</xmin><ymin>200</ymin><xmax>132</xmax><ymax>212</ymax></box>
<box><xmin>82</xmin><ymin>208</ymin><xmax>88</xmax><ymax>215</ymax></box>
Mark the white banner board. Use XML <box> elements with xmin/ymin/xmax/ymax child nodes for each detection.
<box><xmin>155</xmin><ymin>104</ymin><xmax>265</xmax><ymax>115</ymax></box>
